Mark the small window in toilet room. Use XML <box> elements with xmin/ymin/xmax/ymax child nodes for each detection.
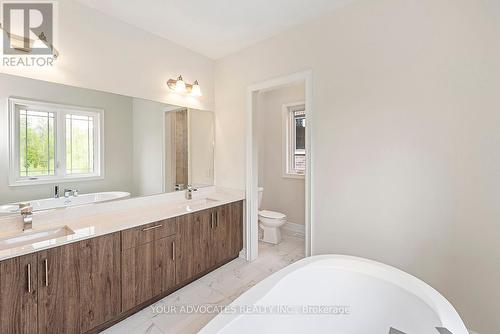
<box><xmin>283</xmin><ymin>102</ymin><xmax>306</xmax><ymax>178</ymax></box>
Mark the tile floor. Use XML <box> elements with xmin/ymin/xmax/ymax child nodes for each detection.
<box><xmin>103</xmin><ymin>232</ymin><xmax>305</xmax><ymax>334</ymax></box>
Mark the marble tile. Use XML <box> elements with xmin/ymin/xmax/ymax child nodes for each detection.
<box><xmin>104</xmin><ymin>234</ymin><xmax>305</xmax><ymax>334</ymax></box>
<box><xmin>199</xmin><ymin>259</ymin><xmax>269</xmax><ymax>300</ymax></box>
<box><xmin>101</xmin><ymin>316</ymin><xmax>159</xmax><ymax>334</ymax></box>
<box><xmin>152</xmin><ymin>311</ymin><xmax>216</xmax><ymax>334</ymax></box>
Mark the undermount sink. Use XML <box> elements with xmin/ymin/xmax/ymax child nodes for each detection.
<box><xmin>180</xmin><ymin>198</ymin><xmax>219</xmax><ymax>212</ymax></box>
<box><xmin>0</xmin><ymin>226</ymin><xmax>75</xmax><ymax>251</ymax></box>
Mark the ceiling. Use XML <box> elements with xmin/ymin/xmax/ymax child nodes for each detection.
<box><xmin>75</xmin><ymin>0</ymin><xmax>355</xmax><ymax>59</ymax></box>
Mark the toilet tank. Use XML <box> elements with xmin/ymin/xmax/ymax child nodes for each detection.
<box><xmin>258</xmin><ymin>187</ymin><xmax>264</xmax><ymax>209</ymax></box>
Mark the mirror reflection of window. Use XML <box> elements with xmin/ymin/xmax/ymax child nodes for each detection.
<box><xmin>66</xmin><ymin>114</ymin><xmax>96</xmax><ymax>175</ymax></box>
<box><xmin>19</xmin><ymin>109</ymin><xmax>56</xmax><ymax>178</ymax></box>
<box><xmin>9</xmin><ymin>98</ymin><xmax>102</xmax><ymax>186</ymax></box>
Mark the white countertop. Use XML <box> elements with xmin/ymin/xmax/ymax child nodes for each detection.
<box><xmin>0</xmin><ymin>186</ymin><xmax>245</xmax><ymax>261</ymax></box>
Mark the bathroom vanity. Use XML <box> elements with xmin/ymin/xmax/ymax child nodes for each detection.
<box><xmin>0</xmin><ymin>188</ymin><xmax>244</xmax><ymax>334</ymax></box>
<box><xmin>0</xmin><ymin>69</ymin><xmax>234</xmax><ymax>334</ymax></box>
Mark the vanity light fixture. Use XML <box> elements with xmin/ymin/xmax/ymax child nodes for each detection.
<box><xmin>167</xmin><ymin>76</ymin><xmax>202</xmax><ymax>97</ymax></box>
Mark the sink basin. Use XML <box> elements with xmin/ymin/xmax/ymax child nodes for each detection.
<box><xmin>0</xmin><ymin>204</ymin><xmax>19</xmax><ymax>215</ymax></box>
<box><xmin>0</xmin><ymin>226</ymin><xmax>75</xmax><ymax>251</ymax></box>
<box><xmin>180</xmin><ymin>198</ymin><xmax>220</xmax><ymax>212</ymax></box>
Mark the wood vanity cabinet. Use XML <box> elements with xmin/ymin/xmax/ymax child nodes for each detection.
<box><xmin>121</xmin><ymin>218</ymin><xmax>177</xmax><ymax>311</ymax></box>
<box><xmin>37</xmin><ymin>232</ymin><xmax>121</xmax><ymax>334</ymax></box>
<box><xmin>0</xmin><ymin>253</ymin><xmax>38</xmax><ymax>334</ymax></box>
<box><xmin>0</xmin><ymin>200</ymin><xmax>243</xmax><ymax>334</ymax></box>
<box><xmin>177</xmin><ymin>201</ymin><xmax>244</xmax><ymax>284</ymax></box>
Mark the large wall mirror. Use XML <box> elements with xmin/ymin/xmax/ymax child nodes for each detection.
<box><xmin>0</xmin><ymin>73</ymin><xmax>214</xmax><ymax>217</ymax></box>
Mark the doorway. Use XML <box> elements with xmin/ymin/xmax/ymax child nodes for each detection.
<box><xmin>245</xmin><ymin>71</ymin><xmax>313</xmax><ymax>261</ymax></box>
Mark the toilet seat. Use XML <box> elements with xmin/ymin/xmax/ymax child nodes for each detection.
<box><xmin>258</xmin><ymin>210</ymin><xmax>286</xmax><ymax>220</ymax></box>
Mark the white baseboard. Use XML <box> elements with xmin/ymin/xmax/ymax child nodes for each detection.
<box><xmin>239</xmin><ymin>249</ymin><xmax>247</xmax><ymax>260</ymax></box>
<box><xmin>282</xmin><ymin>221</ymin><xmax>305</xmax><ymax>237</ymax></box>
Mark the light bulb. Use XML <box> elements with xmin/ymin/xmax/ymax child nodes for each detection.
<box><xmin>175</xmin><ymin>75</ymin><xmax>186</xmax><ymax>93</ymax></box>
<box><xmin>191</xmin><ymin>80</ymin><xmax>202</xmax><ymax>97</ymax></box>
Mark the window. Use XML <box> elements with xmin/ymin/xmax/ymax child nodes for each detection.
<box><xmin>283</xmin><ymin>102</ymin><xmax>306</xmax><ymax>178</ymax></box>
<box><xmin>65</xmin><ymin>114</ymin><xmax>95</xmax><ymax>175</ymax></box>
<box><xmin>9</xmin><ymin>98</ymin><xmax>103</xmax><ymax>186</ymax></box>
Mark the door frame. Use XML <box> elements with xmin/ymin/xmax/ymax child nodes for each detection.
<box><xmin>244</xmin><ymin>70</ymin><xmax>313</xmax><ymax>261</ymax></box>
<box><xmin>162</xmin><ymin>107</ymin><xmax>188</xmax><ymax>193</ymax></box>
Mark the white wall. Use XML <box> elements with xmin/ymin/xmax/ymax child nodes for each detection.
<box><xmin>189</xmin><ymin>110</ymin><xmax>215</xmax><ymax>188</ymax></box>
<box><xmin>0</xmin><ymin>0</ymin><xmax>214</xmax><ymax>111</ymax></box>
<box><xmin>0</xmin><ymin>73</ymin><xmax>133</xmax><ymax>203</ymax></box>
<box><xmin>214</xmin><ymin>0</ymin><xmax>500</xmax><ymax>332</ymax></box>
<box><xmin>257</xmin><ymin>83</ymin><xmax>305</xmax><ymax>225</ymax></box>
<box><xmin>132</xmin><ymin>98</ymin><xmax>178</xmax><ymax>197</ymax></box>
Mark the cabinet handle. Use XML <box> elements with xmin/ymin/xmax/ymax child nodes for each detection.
<box><xmin>142</xmin><ymin>224</ymin><xmax>163</xmax><ymax>232</ymax></box>
<box><xmin>44</xmin><ymin>259</ymin><xmax>49</xmax><ymax>287</ymax></box>
<box><xmin>172</xmin><ymin>241</ymin><xmax>175</xmax><ymax>261</ymax></box>
<box><xmin>215</xmin><ymin>211</ymin><xmax>219</xmax><ymax>228</ymax></box>
<box><xmin>27</xmin><ymin>263</ymin><xmax>31</xmax><ymax>293</ymax></box>
<box><xmin>210</xmin><ymin>212</ymin><xmax>214</xmax><ymax>229</ymax></box>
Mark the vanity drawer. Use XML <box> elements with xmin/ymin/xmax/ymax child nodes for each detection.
<box><xmin>121</xmin><ymin>218</ymin><xmax>177</xmax><ymax>250</ymax></box>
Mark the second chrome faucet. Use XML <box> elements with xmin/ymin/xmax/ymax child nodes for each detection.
<box><xmin>54</xmin><ymin>185</ymin><xmax>79</xmax><ymax>199</ymax></box>
<box><xmin>185</xmin><ymin>185</ymin><xmax>198</xmax><ymax>200</ymax></box>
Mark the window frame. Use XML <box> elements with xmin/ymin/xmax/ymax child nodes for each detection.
<box><xmin>282</xmin><ymin>101</ymin><xmax>306</xmax><ymax>179</ymax></box>
<box><xmin>8</xmin><ymin>97</ymin><xmax>105</xmax><ymax>186</ymax></box>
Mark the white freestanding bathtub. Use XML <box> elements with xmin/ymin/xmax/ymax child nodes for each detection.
<box><xmin>200</xmin><ymin>255</ymin><xmax>468</xmax><ymax>334</ymax></box>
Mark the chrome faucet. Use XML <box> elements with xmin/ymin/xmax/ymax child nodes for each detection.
<box><xmin>64</xmin><ymin>189</ymin><xmax>79</xmax><ymax>197</ymax></box>
<box><xmin>19</xmin><ymin>203</ymin><xmax>33</xmax><ymax>231</ymax></box>
<box><xmin>63</xmin><ymin>189</ymin><xmax>78</xmax><ymax>205</ymax></box>
<box><xmin>185</xmin><ymin>185</ymin><xmax>198</xmax><ymax>200</ymax></box>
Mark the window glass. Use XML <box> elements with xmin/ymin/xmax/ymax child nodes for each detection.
<box><xmin>284</xmin><ymin>104</ymin><xmax>306</xmax><ymax>177</ymax></box>
<box><xmin>294</xmin><ymin>112</ymin><xmax>306</xmax><ymax>172</ymax></box>
<box><xmin>19</xmin><ymin>109</ymin><xmax>55</xmax><ymax>177</ymax></box>
<box><xmin>66</xmin><ymin>114</ymin><xmax>95</xmax><ymax>175</ymax></box>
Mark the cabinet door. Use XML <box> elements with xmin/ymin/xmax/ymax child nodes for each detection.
<box><xmin>122</xmin><ymin>234</ymin><xmax>177</xmax><ymax>311</ymax></box>
<box><xmin>38</xmin><ymin>241</ymin><xmax>80</xmax><ymax>334</ymax></box>
<box><xmin>0</xmin><ymin>254</ymin><xmax>38</xmax><ymax>334</ymax></box>
<box><xmin>38</xmin><ymin>233</ymin><xmax>121</xmax><ymax>334</ymax></box>
<box><xmin>211</xmin><ymin>205</ymin><xmax>229</xmax><ymax>265</ymax></box>
<box><xmin>228</xmin><ymin>201</ymin><xmax>244</xmax><ymax>257</ymax></box>
<box><xmin>153</xmin><ymin>235</ymin><xmax>177</xmax><ymax>295</ymax></box>
<box><xmin>176</xmin><ymin>210</ymin><xmax>211</xmax><ymax>284</ymax></box>
<box><xmin>79</xmin><ymin>234</ymin><xmax>121</xmax><ymax>332</ymax></box>
<box><xmin>212</xmin><ymin>201</ymin><xmax>244</xmax><ymax>264</ymax></box>
<box><xmin>122</xmin><ymin>242</ymin><xmax>154</xmax><ymax>311</ymax></box>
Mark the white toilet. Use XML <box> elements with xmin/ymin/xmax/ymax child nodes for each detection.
<box><xmin>258</xmin><ymin>187</ymin><xmax>287</xmax><ymax>244</ymax></box>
